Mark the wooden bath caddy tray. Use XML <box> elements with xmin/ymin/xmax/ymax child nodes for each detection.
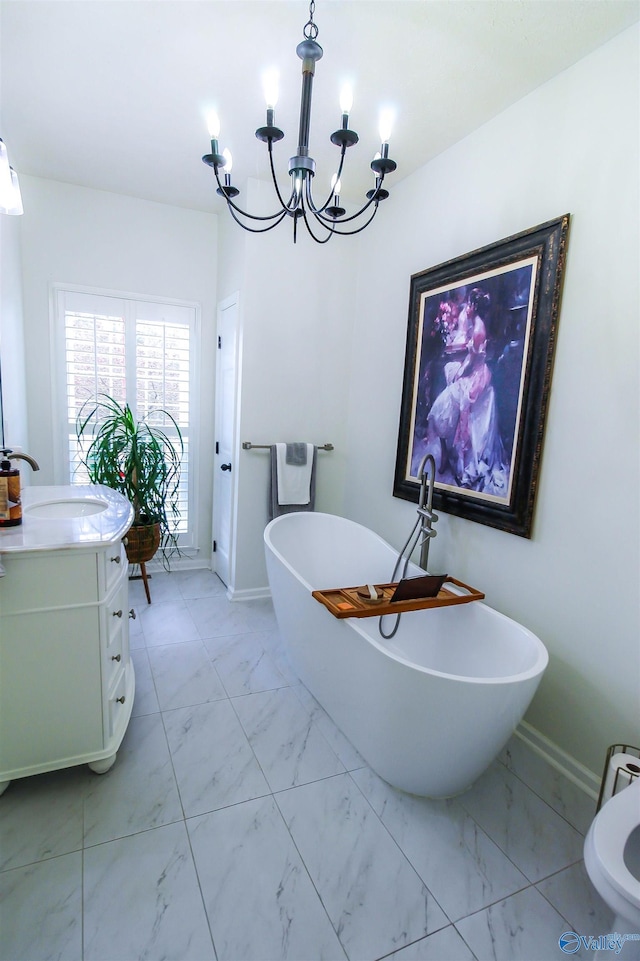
<box><xmin>312</xmin><ymin>576</ymin><xmax>484</xmax><ymax>619</ymax></box>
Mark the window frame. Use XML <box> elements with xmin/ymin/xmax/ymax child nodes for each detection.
<box><xmin>50</xmin><ymin>283</ymin><xmax>201</xmax><ymax>551</ymax></box>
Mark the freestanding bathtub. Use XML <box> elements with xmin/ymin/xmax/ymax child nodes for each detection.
<box><xmin>264</xmin><ymin>511</ymin><xmax>548</xmax><ymax>797</ymax></box>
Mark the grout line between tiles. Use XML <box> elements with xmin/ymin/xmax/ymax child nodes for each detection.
<box><xmin>182</xmin><ymin>816</ymin><xmax>220</xmax><ymax>961</ymax></box>
<box><xmin>269</xmin><ymin>788</ymin><xmax>350</xmax><ymax>960</ymax></box>
<box><xmin>343</xmin><ymin>768</ymin><xmax>453</xmax><ymax>927</ymax></box>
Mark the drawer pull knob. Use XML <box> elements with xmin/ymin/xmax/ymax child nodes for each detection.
<box><xmin>113</xmin><ymin>609</ymin><xmax>123</xmax><ymax>618</ymax></box>
<box><xmin>110</xmin><ymin>556</ymin><xmax>121</xmax><ymax>564</ymax></box>
<box><xmin>129</xmin><ymin>608</ymin><xmax>136</xmax><ymax>620</ymax></box>
<box><xmin>111</xmin><ymin>654</ymin><xmax>121</xmax><ymax>662</ymax></box>
<box><xmin>116</xmin><ymin>695</ymin><xmax>126</xmax><ymax>704</ymax></box>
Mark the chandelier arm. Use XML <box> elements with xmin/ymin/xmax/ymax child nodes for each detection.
<box><xmin>304</xmin><ymin>146</ymin><xmax>347</xmax><ymax>214</ymax></box>
<box><xmin>318</xmin><ymin>204</ymin><xmax>379</xmax><ymax>236</ymax></box>
<box><xmin>312</xmin><ymin>179</ymin><xmax>385</xmax><ymax>226</ymax></box>
<box><xmin>300</xmin><ymin>194</ymin><xmax>335</xmax><ymax>244</ymax></box>
<box><xmin>227</xmin><ymin>203</ymin><xmax>290</xmax><ymax>234</ymax></box>
<box><xmin>268</xmin><ymin>142</ymin><xmax>299</xmax><ymax>212</ymax></box>
<box><xmin>212</xmin><ymin>163</ymin><xmax>288</xmax><ymax>222</ymax></box>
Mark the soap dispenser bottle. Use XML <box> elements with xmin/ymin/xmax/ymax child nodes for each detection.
<box><xmin>0</xmin><ymin>449</ymin><xmax>40</xmax><ymax>528</ymax></box>
<box><xmin>0</xmin><ymin>452</ymin><xmax>20</xmax><ymax>526</ymax></box>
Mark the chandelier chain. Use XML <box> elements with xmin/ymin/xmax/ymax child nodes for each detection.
<box><xmin>303</xmin><ymin>0</ymin><xmax>319</xmax><ymax>40</ymax></box>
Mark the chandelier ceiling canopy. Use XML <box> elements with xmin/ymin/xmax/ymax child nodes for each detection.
<box><xmin>202</xmin><ymin>1</ymin><xmax>397</xmax><ymax>244</ymax></box>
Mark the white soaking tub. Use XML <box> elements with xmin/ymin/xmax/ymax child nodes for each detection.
<box><xmin>264</xmin><ymin>511</ymin><xmax>548</xmax><ymax>797</ymax></box>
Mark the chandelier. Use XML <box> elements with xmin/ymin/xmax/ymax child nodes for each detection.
<box><xmin>202</xmin><ymin>1</ymin><xmax>397</xmax><ymax>244</ymax></box>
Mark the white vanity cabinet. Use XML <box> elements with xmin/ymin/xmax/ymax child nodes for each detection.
<box><xmin>0</xmin><ymin>485</ymin><xmax>136</xmax><ymax>795</ymax></box>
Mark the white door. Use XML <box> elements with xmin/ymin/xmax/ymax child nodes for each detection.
<box><xmin>213</xmin><ymin>295</ymin><xmax>239</xmax><ymax>587</ymax></box>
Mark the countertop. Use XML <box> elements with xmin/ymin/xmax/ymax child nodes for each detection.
<box><xmin>0</xmin><ymin>485</ymin><xmax>134</xmax><ymax>553</ymax></box>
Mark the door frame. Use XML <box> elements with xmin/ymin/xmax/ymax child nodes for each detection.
<box><xmin>213</xmin><ymin>291</ymin><xmax>242</xmax><ymax>593</ymax></box>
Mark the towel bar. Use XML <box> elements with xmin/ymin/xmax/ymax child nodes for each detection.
<box><xmin>242</xmin><ymin>442</ymin><xmax>334</xmax><ymax>451</ymax></box>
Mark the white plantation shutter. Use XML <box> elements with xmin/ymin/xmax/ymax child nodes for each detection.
<box><xmin>135</xmin><ymin>314</ymin><xmax>191</xmax><ymax>533</ymax></box>
<box><xmin>64</xmin><ymin>306</ymin><xmax>127</xmax><ymax>485</ymax></box>
<box><xmin>57</xmin><ymin>289</ymin><xmax>197</xmax><ymax>545</ymax></box>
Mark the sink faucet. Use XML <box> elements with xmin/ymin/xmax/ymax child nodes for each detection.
<box><xmin>416</xmin><ymin>453</ymin><xmax>437</xmax><ymax>571</ymax></box>
<box><xmin>0</xmin><ymin>449</ymin><xmax>40</xmax><ymax>471</ymax></box>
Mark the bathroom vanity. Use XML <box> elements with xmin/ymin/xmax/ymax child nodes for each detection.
<box><xmin>0</xmin><ymin>485</ymin><xmax>135</xmax><ymax>796</ymax></box>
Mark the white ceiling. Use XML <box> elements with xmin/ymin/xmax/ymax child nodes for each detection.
<box><xmin>1</xmin><ymin>0</ymin><xmax>638</xmax><ymax>213</ymax></box>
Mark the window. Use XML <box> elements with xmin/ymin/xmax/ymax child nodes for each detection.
<box><xmin>54</xmin><ymin>288</ymin><xmax>198</xmax><ymax>547</ymax></box>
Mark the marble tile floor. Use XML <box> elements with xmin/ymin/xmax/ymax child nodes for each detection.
<box><xmin>0</xmin><ymin>568</ymin><xmax>614</xmax><ymax>961</ymax></box>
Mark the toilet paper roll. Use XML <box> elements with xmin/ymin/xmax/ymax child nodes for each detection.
<box><xmin>601</xmin><ymin>752</ymin><xmax>640</xmax><ymax>805</ymax></box>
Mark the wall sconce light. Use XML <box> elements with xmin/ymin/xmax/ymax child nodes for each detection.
<box><xmin>0</xmin><ymin>139</ymin><xmax>24</xmax><ymax>215</ymax></box>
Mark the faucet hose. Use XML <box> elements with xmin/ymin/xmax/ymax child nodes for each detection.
<box><xmin>378</xmin><ymin>514</ymin><xmax>422</xmax><ymax>640</ymax></box>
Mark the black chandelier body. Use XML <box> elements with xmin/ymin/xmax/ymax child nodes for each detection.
<box><xmin>202</xmin><ymin>1</ymin><xmax>397</xmax><ymax>244</ymax></box>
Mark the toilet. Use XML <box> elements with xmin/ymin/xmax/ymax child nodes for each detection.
<box><xmin>584</xmin><ymin>776</ymin><xmax>640</xmax><ymax>950</ymax></box>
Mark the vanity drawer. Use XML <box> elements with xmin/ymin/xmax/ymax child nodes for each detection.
<box><xmin>105</xmin><ymin>586</ymin><xmax>129</xmax><ymax>645</ymax></box>
<box><xmin>99</xmin><ymin>542</ymin><xmax>128</xmax><ymax>596</ymax></box>
<box><xmin>106</xmin><ymin>669</ymin><xmax>129</xmax><ymax>741</ymax></box>
<box><xmin>104</xmin><ymin>619</ymin><xmax>125</xmax><ymax>689</ymax></box>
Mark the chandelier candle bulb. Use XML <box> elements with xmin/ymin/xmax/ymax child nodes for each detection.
<box><xmin>263</xmin><ymin>69</ymin><xmax>279</xmax><ymax>128</ymax></box>
<box><xmin>327</xmin><ymin>173</ymin><xmax>345</xmax><ymax>219</ymax></box>
<box><xmin>339</xmin><ymin>84</ymin><xmax>353</xmax><ymax>113</ymax></box>
<box><xmin>340</xmin><ymin>84</ymin><xmax>353</xmax><ymax>129</ymax></box>
<box><xmin>207</xmin><ymin>111</ymin><xmax>220</xmax><ymax>137</ymax></box>
<box><xmin>263</xmin><ymin>70</ymin><xmax>279</xmax><ymax>108</ymax></box>
<box><xmin>207</xmin><ymin>111</ymin><xmax>221</xmax><ymax>154</ymax></box>
<box><xmin>378</xmin><ymin>107</ymin><xmax>394</xmax><ymax>146</ymax></box>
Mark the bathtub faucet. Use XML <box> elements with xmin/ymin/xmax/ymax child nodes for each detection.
<box><xmin>417</xmin><ymin>454</ymin><xmax>438</xmax><ymax>571</ymax></box>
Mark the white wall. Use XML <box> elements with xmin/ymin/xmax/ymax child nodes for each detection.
<box><xmin>19</xmin><ymin>177</ymin><xmax>218</xmax><ymax>562</ymax></box>
<box><xmin>345</xmin><ymin>25</ymin><xmax>639</xmax><ymax>774</ymax></box>
<box><xmin>216</xmin><ymin>205</ymin><xmax>246</xmax><ymax>304</ymax></box>
<box><xmin>228</xmin><ymin>177</ymin><xmax>357</xmax><ymax>594</ymax></box>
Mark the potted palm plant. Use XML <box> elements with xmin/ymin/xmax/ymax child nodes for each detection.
<box><xmin>76</xmin><ymin>394</ymin><xmax>183</xmax><ymax>597</ymax></box>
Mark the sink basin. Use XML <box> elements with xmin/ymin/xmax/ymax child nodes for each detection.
<box><xmin>25</xmin><ymin>498</ymin><xmax>109</xmax><ymax>519</ymax></box>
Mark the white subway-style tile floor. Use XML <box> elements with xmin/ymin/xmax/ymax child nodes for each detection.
<box><xmin>0</xmin><ymin>569</ymin><xmax>613</xmax><ymax>961</ymax></box>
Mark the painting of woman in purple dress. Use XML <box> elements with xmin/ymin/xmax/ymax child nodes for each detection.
<box><xmin>408</xmin><ymin>261</ymin><xmax>536</xmax><ymax>504</ymax></box>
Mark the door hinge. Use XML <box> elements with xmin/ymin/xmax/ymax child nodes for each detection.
<box><xmin>218</xmin><ymin>335</ymin><xmax>222</xmax><ymax>348</ymax></box>
<box><xmin>215</xmin><ymin>441</ymin><xmax>219</xmax><ymax>454</ymax></box>
<box><xmin>213</xmin><ymin>539</ymin><xmax>217</xmax><ymax>552</ymax></box>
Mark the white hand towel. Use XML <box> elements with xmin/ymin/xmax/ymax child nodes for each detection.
<box><xmin>276</xmin><ymin>443</ymin><xmax>314</xmax><ymax>505</ymax></box>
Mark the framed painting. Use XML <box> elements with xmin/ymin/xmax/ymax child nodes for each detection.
<box><xmin>393</xmin><ymin>214</ymin><xmax>570</xmax><ymax>537</ymax></box>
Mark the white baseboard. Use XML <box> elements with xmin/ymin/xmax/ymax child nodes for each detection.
<box><xmin>135</xmin><ymin>555</ymin><xmax>212</xmax><ymax>573</ymax></box>
<box><xmin>226</xmin><ymin>586</ymin><xmax>272</xmax><ymax>602</ymax></box>
<box><xmin>516</xmin><ymin>720</ymin><xmax>601</xmax><ymax>800</ymax></box>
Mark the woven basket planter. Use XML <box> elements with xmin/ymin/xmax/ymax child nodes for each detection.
<box><xmin>123</xmin><ymin>522</ymin><xmax>161</xmax><ymax>565</ymax></box>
